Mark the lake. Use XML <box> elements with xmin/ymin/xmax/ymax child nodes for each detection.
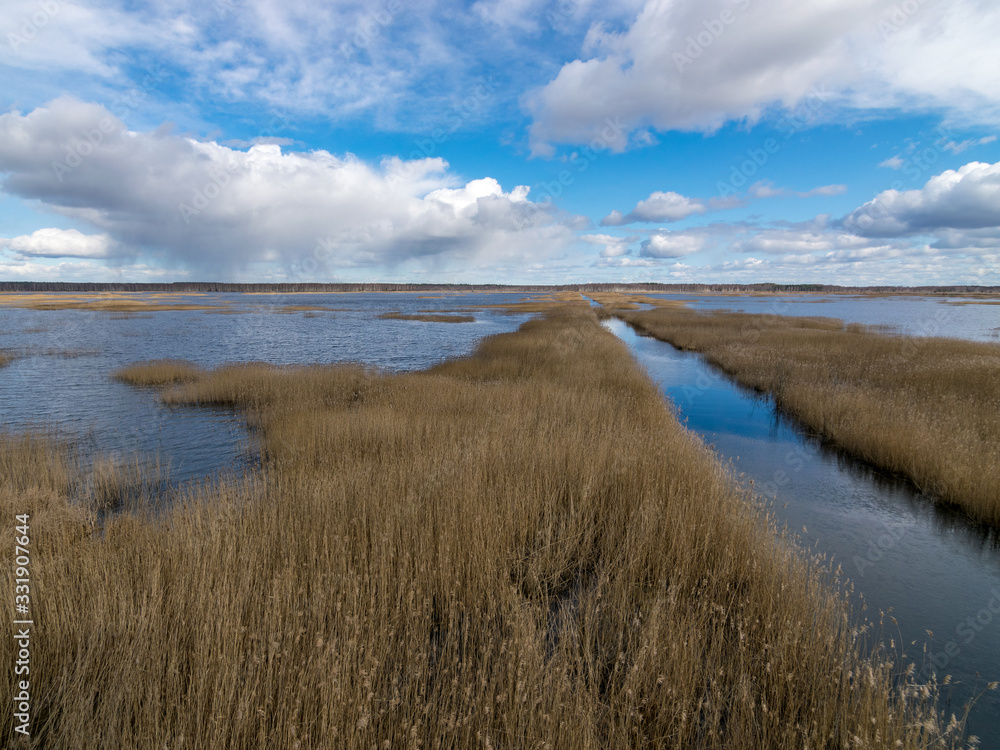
<box><xmin>0</xmin><ymin>292</ymin><xmax>535</xmax><ymax>484</ymax></box>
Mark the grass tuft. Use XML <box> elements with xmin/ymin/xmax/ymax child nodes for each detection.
<box><xmin>379</xmin><ymin>312</ymin><xmax>475</xmax><ymax>322</ymax></box>
<box><xmin>113</xmin><ymin>359</ymin><xmax>203</xmax><ymax>386</ymax></box>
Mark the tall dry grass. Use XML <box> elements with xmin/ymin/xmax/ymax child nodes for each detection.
<box><xmin>114</xmin><ymin>359</ymin><xmax>203</xmax><ymax>386</ymax></box>
<box><xmin>616</xmin><ymin>304</ymin><xmax>1000</xmax><ymax>527</ymax></box>
<box><xmin>379</xmin><ymin>312</ymin><xmax>476</xmax><ymax>323</ymax></box>
<box><xmin>1</xmin><ymin>305</ymin><xmax>967</xmax><ymax>748</ymax></box>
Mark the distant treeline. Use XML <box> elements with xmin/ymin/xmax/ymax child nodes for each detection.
<box><xmin>1</xmin><ymin>281</ymin><xmax>998</xmax><ymax>295</ymax></box>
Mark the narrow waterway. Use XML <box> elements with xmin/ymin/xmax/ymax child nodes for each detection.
<box><xmin>603</xmin><ymin>318</ymin><xmax>1000</xmax><ymax>746</ymax></box>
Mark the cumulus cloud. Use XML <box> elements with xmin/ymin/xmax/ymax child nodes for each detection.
<box><xmin>639</xmin><ymin>231</ymin><xmax>705</xmax><ymax>258</ymax></box>
<box><xmin>580</xmin><ymin>233</ymin><xmax>637</xmax><ymax>257</ymax></box>
<box><xmin>0</xmin><ymin>98</ymin><xmax>580</xmax><ymax>277</ymax></box>
<box><xmin>603</xmin><ymin>182</ymin><xmax>843</xmax><ymax>227</ymax></box>
<box><xmin>843</xmin><ymin>160</ymin><xmax>1000</xmax><ymax>237</ymax></box>
<box><xmin>601</xmin><ymin>190</ymin><xmax>706</xmax><ymax>225</ymax></box>
<box><xmin>1</xmin><ymin>228</ymin><xmax>115</xmax><ymax>258</ymax></box>
<box><xmin>526</xmin><ymin>0</ymin><xmax>1000</xmax><ymax>153</ymax></box>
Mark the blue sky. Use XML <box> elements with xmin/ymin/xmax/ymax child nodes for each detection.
<box><xmin>1</xmin><ymin>0</ymin><xmax>999</xmax><ymax>284</ymax></box>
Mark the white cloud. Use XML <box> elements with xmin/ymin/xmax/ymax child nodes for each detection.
<box><xmin>942</xmin><ymin>135</ymin><xmax>997</xmax><ymax>154</ymax></box>
<box><xmin>2</xmin><ymin>227</ymin><xmax>114</xmax><ymax>258</ymax></box>
<box><xmin>580</xmin><ymin>232</ymin><xmax>636</xmax><ymax>257</ymax></box>
<box><xmin>879</xmin><ymin>155</ymin><xmax>905</xmax><ymax>169</ymax></box>
<box><xmin>526</xmin><ymin>0</ymin><xmax>1000</xmax><ymax>153</ymax></box>
<box><xmin>732</xmin><ymin>227</ymin><xmax>877</xmax><ymax>256</ymax></box>
<box><xmin>0</xmin><ymin>98</ymin><xmax>580</xmax><ymax>278</ymax></box>
<box><xmin>844</xmin><ymin>160</ymin><xmax>1000</xmax><ymax>236</ymax></box>
<box><xmin>639</xmin><ymin>231</ymin><xmax>705</xmax><ymax>258</ymax></box>
<box><xmin>602</xmin><ymin>190</ymin><xmax>706</xmax><ymax>225</ymax></box>
<box><xmin>604</xmin><ymin>182</ymin><xmax>844</xmax><ymax>227</ymax></box>
<box><xmin>747</xmin><ymin>181</ymin><xmax>848</xmax><ymax>199</ymax></box>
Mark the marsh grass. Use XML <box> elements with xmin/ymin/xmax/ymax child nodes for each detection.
<box><xmin>378</xmin><ymin>312</ymin><xmax>476</xmax><ymax>323</ymax></box>
<box><xmin>615</xmin><ymin>304</ymin><xmax>1000</xmax><ymax>527</ymax></box>
<box><xmin>0</xmin><ymin>305</ymin><xmax>967</xmax><ymax>748</ymax></box>
<box><xmin>86</xmin><ymin>454</ymin><xmax>168</xmax><ymax>512</ymax></box>
<box><xmin>0</xmin><ymin>292</ymin><xmax>225</xmax><ymax>312</ymax></box>
<box><xmin>278</xmin><ymin>305</ymin><xmax>344</xmax><ymax>313</ymax></box>
<box><xmin>0</xmin><ymin>351</ymin><xmax>11</xmax><ymax>367</ymax></box>
<box><xmin>114</xmin><ymin>359</ymin><xmax>203</xmax><ymax>386</ymax></box>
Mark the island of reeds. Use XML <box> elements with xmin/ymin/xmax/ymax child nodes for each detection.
<box><xmin>601</xmin><ymin>297</ymin><xmax>1000</xmax><ymax>528</ymax></box>
<box><xmin>1</xmin><ymin>302</ymin><xmax>966</xmax><ymax>748</ymax></box>
<box><xmin>378</xmin><ymin>312</ymin><xmax>476</xmax><ymax>323</ymax></box>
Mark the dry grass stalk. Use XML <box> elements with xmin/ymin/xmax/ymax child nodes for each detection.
<box><xmin>113</xmin><ymin>359</ymin><xmax>203</xmax><ymax>386</ymax></box>
<box><xmin>0</xmin><ymin>305</ymin><xmax>963</xmax><ymax>748</ymax></box>
<box><xmin>379</xmin><ymin>312</ymin><xmax>476</xmax><ymax>323</ymax></box>
<box><xmin>614</xmin><ymin>303</ymin><xmax>1000</xmax><ymax>526</ymax></box>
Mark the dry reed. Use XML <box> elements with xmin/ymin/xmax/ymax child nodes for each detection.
<box><xmin>378</xmin><ymin>312</ymin><xmax>476</xmax><ymax>323</ymax></box>
<box><xmin>614</xmin><ymin>303</ymin><xmax>1000</xmax><ymax>527</ymax></box>
<box><xmin>113</xmin><ymin>359</ymin><xmax>203</xmax><ymax>386</ymax></box>
<box><xmin>0</xmin><ymin>305</ymin><xmax>966</xmax><ymax>748</ymax></box>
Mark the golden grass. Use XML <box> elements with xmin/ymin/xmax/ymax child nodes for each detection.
<box><xmin>615</xmin><ymin>304</ymin><xmax>1000</xmax><ymax>527</ymax></box>
<box><xmin>588</xmin><ymin>292</ymin><xmax>684</xmax><ymax>313</ymax></box>
<box><xmin>277</xmin><ymin>305</ymin><xmax>345</xmax><ymax>313</ymax></box>
<box><xmin>113</xmin><ymin>359</ymin><xmax>203</xmax><ymax>386</ymax></box>
<box><xmin>87</xmin><ymin>454</ymin><xmax>167</xmax><ymax>512</ymax></box>
<box><xmin>0</xmin><ymin>351</ymin><xmax>11</xmax><ymax>367</ymax></box>
<box><xmin>0</xmin><ymin>293</ymin><xmax>224</xmax><ymax>312</ymax></box>
<box><xmin>0</xmin><ymin>305</ymin><xmax>966</xmax><ymax>748</ymax></box>
<box><xmin>378</xmin><ymin>312</ymin><xmax>476</xmax><ymax>323</ymax></box>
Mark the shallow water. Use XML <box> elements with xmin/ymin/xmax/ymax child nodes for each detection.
<box><xmin>604</xmin><ymin>318</ymin><xmax>1000</xmax><ymax>745</ymax></box>
<box><xmin>645</xmin><ymin>293</ymin><xmax>1000</xmax><ymax>342</ymax></box>
<box><xmin>0</xmin><ymin>292</ymin><xmax>534</xmax><ymax>484</ymax></box>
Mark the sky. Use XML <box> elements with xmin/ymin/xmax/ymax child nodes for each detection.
<box><xmin>1</xmin><ymin>0</ymin><xmax>999</xmax><ymax>285</ymax></box>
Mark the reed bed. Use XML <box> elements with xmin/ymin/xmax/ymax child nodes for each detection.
<box><xmin>277</xmin><ymin>305</ymin><xmax>344</xmax><ymax>313</ymax></box>
<box><xmin>379</xmin><ymin>312</ymin><xmax>476</xmax><ymax>323</ymax></box>
<box><xmin>0</xmin><ymin>292</ymin><xmax>223</xmax><ymax>311</ymax></box>
<box><xmin>1</xmin><ymin>305</ymin><xmax>966</xmax><ymax>748</ymax></box>
<box><xmin>614</xmin><ymin>304</ymin><xmax>1000</xmax><ymax>527</ymax></box>
<box><xmin>113</xmin><ymin>359</ymin><xmax>204</xmax><ymax>386</ymax></box>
